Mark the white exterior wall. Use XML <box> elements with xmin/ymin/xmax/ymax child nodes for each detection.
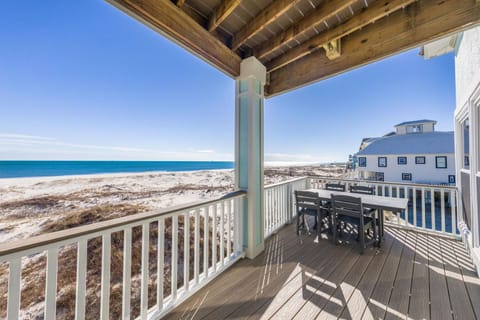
<box><xmin>357</xmin><ymin>153</ymin><xmax>455</xmax><ymax>184</ymax></box>
<box><xmin>454</xmin><ymin>26</ymin><xmax>480</xmax><ymax>273</ymax></box>
<box><xmin>456</xmin><ymin>29</ymin><xmax>480</xmax><ymax>108</ymax></box>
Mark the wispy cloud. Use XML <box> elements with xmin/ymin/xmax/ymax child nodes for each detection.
<box><xmin>0</xmin><ymin>133</ymin><xmax>232</xmax><ymax>161</ymax></box>
<box><xmin>0</xmin><ymin>133</ymin><xmax>56</xmax><ymax>141</ymax></box>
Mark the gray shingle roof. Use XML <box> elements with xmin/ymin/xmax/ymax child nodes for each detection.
<box><xmin>355</xmin><ymin>131</ymin><xmax>454</xmax><ymax>155</ymax></box>
<box><xmin>394</xmin><ymin>119</ymin><xmax>437</xmax><ymax>127</ymax></box>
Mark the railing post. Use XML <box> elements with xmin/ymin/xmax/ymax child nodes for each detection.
<box><xmin>235</xmin><ymin>57</ymin><xmax>266</xmax><ymax>259</ymax></box>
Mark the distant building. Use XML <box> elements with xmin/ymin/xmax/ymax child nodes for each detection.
<box><xmin>354</xmin><ymin>120</ymin><xmax>455</xmax><ymax>184</ymax></box>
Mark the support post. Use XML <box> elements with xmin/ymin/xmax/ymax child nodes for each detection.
<box><xmin>235</xmin><ymin>57</ymin><xmax>266</xmax><ymax>259</ymax></box>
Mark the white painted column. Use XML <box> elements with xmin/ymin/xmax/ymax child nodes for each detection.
<box><xmin>235</xmin><ymin>57</ymin><xmax>266</xmax><ymax>259</ymax></box>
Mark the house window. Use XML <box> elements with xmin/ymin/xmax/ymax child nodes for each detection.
<box><xmin>415</xmin><ymin>156</ymin><xmax>426</xmax><ymax>164</ymax></box>
<box><xmin>407</xmin><ymin>124</ymin><xmax>423</xmax><ymax>133</ymax></box>
<box><xmin>448</xmin><ymin>175</ymin><xmax>456</xmax><ymax>183</ymax></box>
<box><xmin>397</xmin><ymin>156</ymin><xmax>407</xmax><ymax>165</ymax></box>
<box><xmin>402</xmin><ymin>173</ymin><xmax>412</xmax><ymax>181</ymax></box>
<box><xmin>436</xmin><ymin>156</ymin><xmax>447</xmax><ymax>168</ymax></box>
<box><xmin>375</xmin><ymin>172</ymin><xmax>384</xmax><ymax>181</ymax></box>
<box><xmin>378</xmin><ymin>157</ymin><xmax>387</xmax><ymax>167</ymax></box>
<box><xmin>358</xmin><ymin>157</ymin><xmax>366</xmax><ymax>167</ymax></box>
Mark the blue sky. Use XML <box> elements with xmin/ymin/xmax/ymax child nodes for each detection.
<box><xmin>0</xmin><ymin>1</ymin><xmax>456</xmax><ymax>163</ymax></box>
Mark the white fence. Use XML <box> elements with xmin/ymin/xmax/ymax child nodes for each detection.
<box><xmin>262</xmin><ymin>176</ymin><xmax>460</xmax><ymax>239</ymax></box>
<box><xmin>307</xmin><ymin>177</ymin><xmax>459</xmax><ymax>237</ymax></box>
<box><xmin>264</xmin><ymin>177</ymin><xmax>308</xmax><ymax>238</ymax></box>
<box><xmin>0</xmin><ymin>176</ymin><xmax>461</xmax><ymax>320</ymax></box>
<box><xmin>0</xmin><ymin>191</ymin><xmax>246</xmax><ymax>320</ymax></box>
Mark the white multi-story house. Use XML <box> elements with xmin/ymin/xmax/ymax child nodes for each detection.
<box><xmin>354</xmin><ymin>119</ymin><xmax>455</xmax><ymax>184</ymax></box>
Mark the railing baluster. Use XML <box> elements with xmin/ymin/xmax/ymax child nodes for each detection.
<box><xmin>183</xmin><ymin>211</ymin><xmax>189</xmax><ymax>292</ymax></box>
<box><xmin>7</xmin><ymin>258</ymin><xmax>21</xmax><ymax>320</ymax></box>
<box><xmin>45</xmin><ymin>248</ymin><xmax>58</xmax><ymax>320</ymax></box>
<box><xmin>421</xmin><ymin>188</ymin><xmax>426</xmax><ymax>229</ymax></box>
<box><xmin>282</xmin><ymin>186</ymin><xmax>286</xmax><ymax>225</ymax></box>
<box><xmin>157</xmin><ymin>219</ymin><xmax>164</xmax><ymax>312</ymax></box>
<box><xmin>194</xmin><ymin>209</ymin><xmax>200</xmax><ymax>284</ymax></box>
<box><xmin>413</xmin><ymin>187</ymin><xmax>417</xmax><ymax>229</ymax></box>
<box><xmin>265</xmin><ymin>189</ymin><xmax>272</xmax><ymax>234</ymax></box>
<box><xmin>440</xmin><ymin>190</ymin><xmax>445</xmax><ymax>233</ymax></box>
<box><xmin>226</xmin><ymin>200</ymin><xmax>231</xmax><ymax>260</ymax></box>
<box><xmin>234</xmin><ymin>198</ymin><xmax>243</xmax><ymax>254</ymax></box>
<box><xmin>171</xmin><ymin>215</ymin><xmax>178</xmax><ymax>302</ymax></box>
<box><xmin>212</xmin><ymin>204</ymin><xmax>217</xmax><ymax>272</ymax></box>
<box><xmin>76</xmin><ymin>240</ymin><xmax>87</xmax><ymax>320</ymax></box>
<box><xmin>430</xmin><ymin>188</ymin><xmax>435</xmax><ymax>231</ymax></box>
<box><xmin>184</xmin><ymin>212</ymin><xmax>190</xmax><ymax>292</ymax></box>
<box><xmin>100</xmin><ymin>234</ymin><xmax>111</xmax><ymax>320</ymax></box>
<box><xmin>140</xmin><ymin>223</ymin><xmax>149</xmax><ymax>320</ymax></box>
<box><xmin>204</xmin><ymin>206</ymin><xmax>209</xmax><ymax>279</ymax></box>
<box><xmin>451</xmin><ymin>190</ymin><xmax>457</xmax><ymax>235</ymax></box>
<box><xmin>122</xmin><ymin>229</ymin><xmax>131</xmax><ymax>320</ymax></box>
<box><xmin>220</xmin><ymin>203</ymin><xmax>225</xmax><ymax>267</ymax></box>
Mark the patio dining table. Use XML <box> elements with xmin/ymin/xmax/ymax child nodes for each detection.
<box><xmin>306</xmin><ymin>188</ymin><xmax>409</xmax><ymax>246</ymax></box>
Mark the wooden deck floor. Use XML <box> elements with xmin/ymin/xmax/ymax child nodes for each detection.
<box><xmin>164</xmin><ymin>224</ymin><xmax>480</xmax><ymax>320</ymax></box>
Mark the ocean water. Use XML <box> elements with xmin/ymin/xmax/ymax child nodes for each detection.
<box><xmin>0</xmin><ymin>161</ymin><xmax>234</xmax><ymax>179</ymax></box>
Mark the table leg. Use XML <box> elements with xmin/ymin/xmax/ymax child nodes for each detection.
<box><xmin>378</xmin><ymin>209</ymin><xmax>384</xmax><ymax>246</ymax></box>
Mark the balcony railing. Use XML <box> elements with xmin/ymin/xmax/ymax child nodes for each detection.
<box><xmin>0</xmin><ymin>191</ymin><xmax>246</xmax><ymax>320</ymax></box>
<box><xmin>295</xmin><ymin>176</ymin><xmax>458</xmax><ymax>237</ymax></box>
<box><xmin>0</xmin><ymin>176</ymin><xmax>461</xmax><ymax>319</ymax></box>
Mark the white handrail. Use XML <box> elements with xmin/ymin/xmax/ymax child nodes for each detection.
<box><xmin>0</xmin><ymin>191</ymin><xmax>246</xmax><ymax>320</ymax></box>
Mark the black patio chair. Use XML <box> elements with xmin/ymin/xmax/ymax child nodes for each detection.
<box><xmin>295</xmin><ymin>190</ymin><xmax>329</xmax><ymax>236</ymax></box>
<box><xmin>349</xmin><ymin>185</ymin><xmax>379</xmax><ymax>237</ymax></box>
<box><xmin>331</xmin><ymin>194</ymin><xmax>377</xmax><ymax>254</ymax></box>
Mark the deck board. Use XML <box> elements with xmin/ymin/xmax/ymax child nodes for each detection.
<box><xmin>384</xmin><ymin>230</ymin><xmax>416</xmax><ymax>320</ymax></box>
<box><xmin>428</xmin><ymin>233</ymin><xmax>454</xmax><ymax>320</ymax></box>
<box><xmin>338</xmin><ymin>230</ymin><xmax>395</xmax><ymax>320</ymax></box>
<box><xmin>408</xmin><ymin>232</ymin><xmax>430</xmax><ymax>319</ymax></box>
<box><xmin>164</xmin><ymin>224</ymin><xmax>480</xmax><ymax>320</ymax></box>
<box><xmin>362</xmin><ymin>228</ymin><xmax>406</xmax><ymax>320</ymax></box>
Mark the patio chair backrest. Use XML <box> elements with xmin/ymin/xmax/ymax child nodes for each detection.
<box><xmin>331</xmin><ymin>194</ymin><xmax>363</xmax><ymax>220</ymax></box>
<box><xmin>295</xmin><ymin>190</ymin><xmax>320</xmax><ymax>211</ymax></box>
<box><xmin>325</xmin><ymin>183</ymin><xmax>346</xmax><ymax>192</ymax></box>
<box><xmin>349</xmin><ymin>185</ymin><xmax>374</xmax><ymax>195</ymax></box>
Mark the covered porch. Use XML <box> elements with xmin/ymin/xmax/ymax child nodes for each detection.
<box><xmin>164</xmin><ymin>224</ymin><xmax>480</xmax><ymax>320</ymax></box>
<box><xmin>1</xmin><ymin>0</ymin><xmax>480</xmax><ymax>319</ymax></box>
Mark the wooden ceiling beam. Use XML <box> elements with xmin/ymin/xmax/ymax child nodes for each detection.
<box><xmin>209</xmin><ymin>0</ymin><xmax>242</xmax><ymax>32</ymax></box>
<box><xmin>254</xmin><ymin>0</ymin><xmax>357</xmax><ymax>60</ymax></box>
<box><xmin>231</xmin><ymin>0</ymin><xmax>303</xmax><ymax>51</ymax></box>
<box><xmin>266</xmin><ymin>0</ymin><xmax>480</xmax><ymax>96</ymax></box>
<box><xmin>107</xmin><ymin>0</ymin><xmax>241</xmax><ymax>77</ymax></box>
<box><xmin>266</xmin><ymin>0</ymin><xmax>417</xmax><ymax>72</ymax></box>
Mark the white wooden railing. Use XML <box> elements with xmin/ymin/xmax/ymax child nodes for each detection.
<box><xmin>264</xmin><ymin>177</ymin><xmax>308</xmax><ymax>238</ymax></box>
<box><xmin>0</xmin><ymin>191</ymin><xmax>246</xmax><ymax>320</ymax></box>
<box><xmin>262</xmin><ymin>176</ymin><xmax>460</xmax><ymax>239</ymax></box>
<box><xmin>308</xmin><ymin>177</ymin><xmax>460</xmax><ymax>237</ymax></box>
<box><xmin>0</xmin><ymin>176</ymin><xmax>461</xmax><ymax>320</ymax></box>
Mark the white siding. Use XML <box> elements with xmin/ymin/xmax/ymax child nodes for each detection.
<box><xmin>455</xmin><ymin>28</ymin><xmax>480</xmax><ymax>109</ymax></box>
<box><xmin>357</xmin><ymin>154</ymin><xmax>455</xmax><ymax>184</ymax></box>
<box><xmin>454</xmin><ymin>26</ymin><xmax>480</xmax><ymax>273</ymax></box>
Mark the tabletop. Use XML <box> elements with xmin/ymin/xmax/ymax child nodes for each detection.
<box><xmin>306</xmin><ymin>188</ymin><xmax>409</xmax><ymax>212</ymax></box>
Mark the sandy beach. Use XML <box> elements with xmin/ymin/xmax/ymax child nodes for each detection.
<box><xmin>0</xmin><ymin>165</ymin><xmax>345</xmax><ymax>319</ymax></box>
<box><xmin>0</xmin><ymin>165</ymin><xmax>345</xmax><ymax>243</ymax></box>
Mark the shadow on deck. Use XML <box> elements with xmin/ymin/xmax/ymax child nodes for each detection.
<box><xmin>164</xmin><ymin>224</ymin><xmax>480</xmax><ymax>320</ymax></box>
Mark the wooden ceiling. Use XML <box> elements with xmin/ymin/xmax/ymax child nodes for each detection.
<box><xmin>107</xmin><ymin>0</ymin><xmax>480</xmax><ymax>97</ymax></box>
